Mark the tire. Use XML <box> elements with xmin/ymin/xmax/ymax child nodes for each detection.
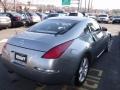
<box><xmin>75</xmin><ymin>56</ymin><xmax>89</xmax><ymax>86</ymax></box>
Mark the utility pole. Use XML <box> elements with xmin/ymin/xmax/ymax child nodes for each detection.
<box><xmin>14</xmin><ymin>0</ymin><xmax>16</xmax><ymax>11</ymax></box>
<box><xmin>80</xmin><ymin>0</ymin><xmax>82</xmax><ymax>12</ymax></box>
<box><xmin>77</xmin><ymin>0</ymin><xmax>80</xmax><ymax>12</ymax></box>
<box><xmin>90</xmin><ymin>0</ymin><xmax>93</xmax><ymax>10</ymax></box>
<box><xmin>85</xmin><ymin>0</ymin><xmax>86</xmax><ymax>12</ymax></box>
<box><xmin>88</xmin><ymin>0</ymin><xmax>91</xmax><ymax>12</ymax></box>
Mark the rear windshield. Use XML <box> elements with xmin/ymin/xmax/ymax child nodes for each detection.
<box><xmin>47</xmin><ymin>14</ymin><xmax>59</xmax><ymax>18</ymax></box>
<box><xmin>69</xmin><ymin>13</ymin><xmax>78</xmax><ymax>16</ymax></box>
<box><xmin>28</xmin><ymin>19</ymin><xmax>79</xmax><ymax>34</ymax></box>
<box><xmin>10</xmin><ymin>12</ymin><xmax>22</xmax><ymax>16</ymax></box>
<box><xmin>113</xmin><ymin>16</ymin><xmax>120</xmax><ymax>18</ymax></box>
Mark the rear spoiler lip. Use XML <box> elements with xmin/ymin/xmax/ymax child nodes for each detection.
<box><xmin>7</xmin><ymin>43</ymin><xmax>45</xmax><ymax>52</ymax></box>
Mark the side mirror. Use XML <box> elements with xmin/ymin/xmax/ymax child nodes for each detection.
<box><xmin>101</xmin><ymin>27</ymin><xmax>107</xmax><ymax>31</ymax></box>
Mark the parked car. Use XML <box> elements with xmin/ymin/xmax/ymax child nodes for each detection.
<box><xmin>87</xmin><ymin>13</ymin><xmax>97</xmax><ymax>20</ymax></box>
<box><xmin>19</xmin><ymin>12</ymin><xmax>31</xmax><ymax>26</ymax></box>
<box><xmin>26</xmin><ymin>12</ymin><xmax>41</xmax><ymax>25</ymax></box>
<box><xmin>68</xmin><ymin>12</ymin><xmax>84</xmax><ymax>17</ymax></box>
<box><xmin>45</xmin><ymin>13</ymin><xmax>66</xmax><ymax>19</ymax></box>
<box><xmin>97</xmin><ymin>14</ymin><xmax>109</xmax><ymax>23</ymax></box>
<box><xmin>1</xmin><ymin>16</ymin><xmax>112</xmax><ymax>86</ymax></box>
<box><xmin>36</xmin><ymin>12</ymin><xmax>48</xmax><ymax>21</ymax></box>
<box><xmin>1</xmin><ymin>12</ymin><xmax>24</xmax><ymax>27</ymax></box>
<box><xmin>18</xmin><ymin>12</ymin><xmax>41</xmax><ymax>26</ymax></box>
<box><xmin>112</xmin><ymin>16</ymin><xmax>120</xmax><ymax>24</ymax></box>
<box><xmin>0</xmin><ymin>14</ymin><xmax>11</xmax><ymax>29</ymax></box>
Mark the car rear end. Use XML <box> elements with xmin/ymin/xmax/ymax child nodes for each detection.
<box><xmin>29</xmin><ymin>12</ymin><xmax>41</xmax><ymax>24</ymax></box>
<box><xmin>112</xmin><ymin>16</ymin><xmax>120</xmax><ymax>23</ymax></box>
<box><xmin>10</xmin><ymin>12</ymin><xmax>23</xmax><ymax>27</ymax></box>
<box><xmin>1</xmin><ymin>35</ymin><xmax>80</xmax><ymax>85</ymax></box>
<box><xmin>97</xmin><ymin>14</ymin><xmax>109</xmax><ymax>23</ymax></box>
<box><xmin>0</xmin><ymin>15</ymin><xmax>11</xmax><ymax>29</ymax></box>
<box><xmin>1</xmin><ymin>18</ymin><xmax>84</xmax><ymax>85</ymax></box>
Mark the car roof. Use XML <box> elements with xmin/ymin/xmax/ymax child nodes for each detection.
<box><xmin>48</xmin><ymin>16</ymin><xmax>90</xmax><ymax>21</ymax></box>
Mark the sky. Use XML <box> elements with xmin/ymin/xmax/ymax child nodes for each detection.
<box><xmin>21</xmin><ymin>0</ymin><xmax>120</xmax><ymax>10</ymax></box>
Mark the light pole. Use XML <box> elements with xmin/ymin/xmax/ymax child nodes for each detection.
<box><xmin>14</xmin><ymin>0</ymin><xmax>16</xmax><ymax>11</ymax></box>
<box><xmin>85</xmin><ymin>0</ymin><xmax>86</xmax><ymax>12</ymax></box>
<box><xmin>79</xmin><ymin>0</ymin><xmax>82</xmax><ymax>12</ymax></box>
<box><xmin>90</xmin><ymin>0</ymin><xmax>93</xmax><ymax>10</ymax></box>
<box><xmin>88</xmin><ymin>0</ymin><xmax>91</xmax><ymax>12</ymax></box>
<box><xmin>77</xmin><ymin>0</ymin><xmax>80</xmax><ymax>12</ymax></box>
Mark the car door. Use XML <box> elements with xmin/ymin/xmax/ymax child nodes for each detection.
<box><xmin>88</xmin><ymin>20</ymin><xmax>106</xmax><ymax>58</ymax></box>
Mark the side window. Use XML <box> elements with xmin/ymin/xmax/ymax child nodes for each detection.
<box><xmin>88</xmin><ymin>21</ymin><xmax>104</xmax><ymax>41</ymax></box>
<box><xmin>80</xmin><ymin>25</ymin><xmax>94</xmax><ymax>43</ymax></box>
<box><xmin>84</xmin><ymin>25</ymin><xmax>90</xmax><ymax>34</ymax></box>
<box><xmin>89</xmin><ymin>20</ymin><xmax>101</xmax><ymax>31</ymax></box>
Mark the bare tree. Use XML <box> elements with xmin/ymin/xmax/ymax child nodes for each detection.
<box><xmin>0</xmin><ymin>0</ymin><xmax>7</xmax><ymax>12</ymax></box>
<box><xmin>0</xmin><ymin>0</ymin><xmax>16</xmax><ymax>12</ymax></box>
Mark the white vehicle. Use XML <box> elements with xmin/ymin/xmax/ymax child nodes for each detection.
<box><xmin>87</xmin><ymin>13</ymin><xmax>97</xmax><ymax>20</ymax></box>
<box><xmin>97</xmin><ymin>14</ymin><xmax>109</xmax><ymax>23</ymax></box>
<box><xmin>0</xmin><ymin>14</ymin><xmax>11</xmax><ymax>29</ymax></box>
<box><xmin>69</xmin><ymin>12</ymin><xmax>83</xmax><ymax>17</ymax></box>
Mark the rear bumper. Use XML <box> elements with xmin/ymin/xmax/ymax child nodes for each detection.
<box><xmin>12</xmin><ymin>21</ymin><xmax>23</xmax><ymax>26</ymax></box>
<box><xmin>0</xmin><ymin>56</ymin><xmax>74</xmax><ymax>85</ymax></box>
<box><xmin>0</xmin><ymin>22</ymin><xmax>11</xmax><ymax>28</ymax></box>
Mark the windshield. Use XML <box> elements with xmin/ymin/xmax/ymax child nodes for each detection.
<box><xmin>98</xmin><ymin>15</ymin><xmax>107</xmax><ymax>17</ymax></box>
<box><xmin>113</xmin><ymin>16</ymin><xmax>120</xmax><ymax>18</ymax></box>
<box><xmin>28</xmin><ymin>19</ymin><xmax>78</xmax><ymax>34</ymax></box>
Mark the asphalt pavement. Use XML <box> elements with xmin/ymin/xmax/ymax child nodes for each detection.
<box><xmin>0</xmin><ymin>24</ymin><xmax>120</xmax><ymax>90</ymax></box>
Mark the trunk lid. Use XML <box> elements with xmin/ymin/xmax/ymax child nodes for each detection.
<box><xmin>8</xmin><ymin>31</ymin><xmax>61</xmax><ymax>51</ymax></box>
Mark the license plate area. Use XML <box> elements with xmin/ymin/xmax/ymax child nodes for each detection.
<box><xmin>15</xmin><ymin>52</ymin><xmax>27</xmax><ymax>63</ymax></box>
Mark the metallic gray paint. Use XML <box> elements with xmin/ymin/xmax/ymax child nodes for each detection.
<box><xmin>1</xmin><ymin>16</ymin><xmax>111</xmax><ymax>85</ymax></box>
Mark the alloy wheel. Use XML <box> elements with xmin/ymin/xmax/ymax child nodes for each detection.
<box><xmin>78</xmin><ymin>57</ymin><xmax>89</xmax><ymax>82</ymax></box>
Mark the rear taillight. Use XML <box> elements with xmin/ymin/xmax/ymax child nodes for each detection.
<box><xmin>42</xmin><ymin>40</ymin><xmax>74</xmax><ymax>59</ymax></box>
<box><xmin>15</xmin><ymin>16</ymin><xmax>21</xmax><ymax>21</ymax></box>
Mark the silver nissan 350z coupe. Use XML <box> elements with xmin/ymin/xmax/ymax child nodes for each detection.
<box><xmin>1</xmin><ymin>16</ymin><xmax>112</xmax><ymax>86</ymax></box>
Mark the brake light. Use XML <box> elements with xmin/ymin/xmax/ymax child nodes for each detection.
<box><xmin>42</xmin><ymin>40</ymin><xmax>74</xmax><ymax>59</ymax></box>
<box><xmin>15</xmin><ymin>16</ymin><xmax>20</xmax><ymax>21</ymax></box>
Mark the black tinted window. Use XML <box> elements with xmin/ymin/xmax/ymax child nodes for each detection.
<box><xmin>47</xmin><ymin>14</ymin><xmax>58</xmax><ymax>17</ymax></box>
<box><xmin>69</xmin><ymin>13</ymin><xmax>78</xmax><ymax>16</ymax></box>
<box><xmin>28</xmin><ymin>19</ymin><xmax>78</xmax><ymax>34</ymax></box>
<box><xmin>98</xmin><ymin>15</ymin><xmax>107</xmax><ymax>17</ymax></box>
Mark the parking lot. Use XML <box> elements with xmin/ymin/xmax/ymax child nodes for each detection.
<box><xmin>0</xmin><ymin>24</ymin><xmax>120</xmax><ymax>90</ymax></box>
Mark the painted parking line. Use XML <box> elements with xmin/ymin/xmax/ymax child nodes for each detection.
<box><xmin>35</xmin><ymin>85</ymin><xmax>46</xmax><ymax>90</ymax></box>
<box><xmin>78</xmin><ymin>68</ymin><xmax>103</xmax><ymax>90</ymax></box>
<box><xmin>35</xmin><ymin>68</ymin><xmax>103</xmax><ymax>90</ymax></box>
<box><xmin>0</xmin><ymin>39</ymin><xmax>8</xmax><ymax>43</ymax></box>
<box><xmin>61</xmin><ymin>85</ymin><xmax>68</xmax><ymax>90</ymax></box>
